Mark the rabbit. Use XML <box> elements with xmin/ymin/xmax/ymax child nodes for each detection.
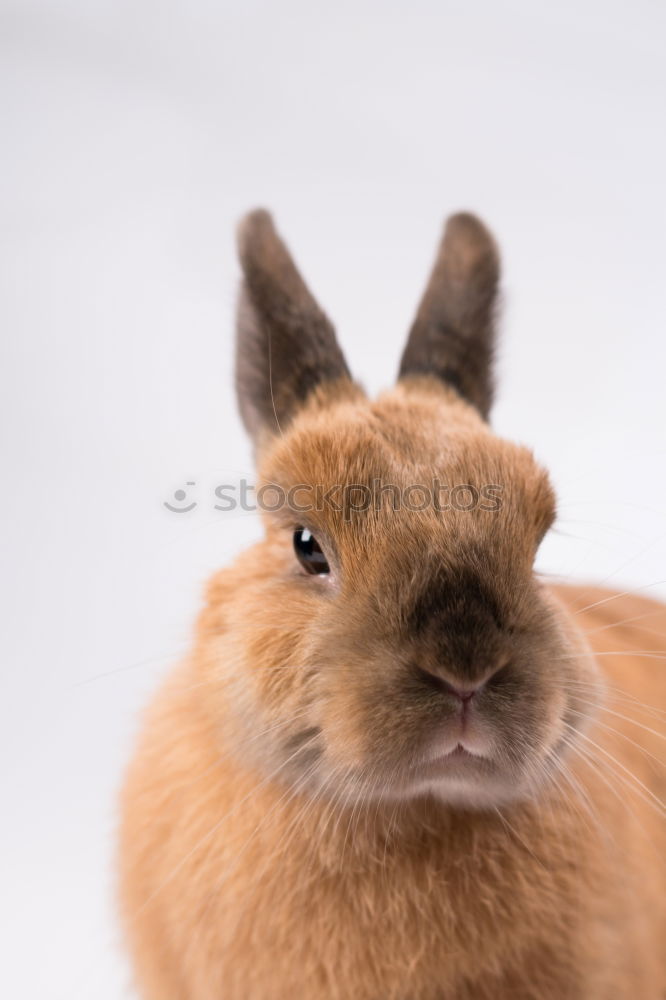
<box><xmin>119</xmin><ymin>210</ymin><xmax>666</xmax><ymax>1000</ymax></box>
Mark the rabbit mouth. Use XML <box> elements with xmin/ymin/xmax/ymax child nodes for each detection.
<box><xmin>395</xmin><ymin>738</ymin><xmax>539</xmax><ymax>806</ymax></box>
<box><xmin>416</xmin><ymin>743</ymin><xmax>494</xmax><ymax>777</ymax></box>
<box><xmin>439</xmin><ymin>744</ymin><xmax>483</xmax><ymax>761</ymax></box>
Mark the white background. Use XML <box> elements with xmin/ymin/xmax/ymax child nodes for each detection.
<box><xmin>2</xmin><ymin>1</ymin><xmax>665</xmax><ymax>996</ymax></box>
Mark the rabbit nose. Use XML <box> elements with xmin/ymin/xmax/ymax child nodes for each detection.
<box><xmin>436</xmin><ymin>676</ymin><xmax>478</xmax><ymax>702</ymax></box>
<box><xmin>418</xmin><ymin>670</ymin><xmax>480</xmax><ymax>702</ymax></box>
<box><xmin>416</xmin><ymin>663</ymin><xmax>506</xmax><ymax>700</ymax></box>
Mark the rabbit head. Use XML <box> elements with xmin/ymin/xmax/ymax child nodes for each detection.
<box><xmin>205</xmin><ymin>210</ymin><xmax>601</xmax><ymax>810</ymax></box>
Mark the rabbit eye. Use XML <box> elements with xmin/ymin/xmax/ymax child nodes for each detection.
<box><xmin>293</xmin><ymin>528</ymin><xmax>330</xmax><ymax>575</ymax></box>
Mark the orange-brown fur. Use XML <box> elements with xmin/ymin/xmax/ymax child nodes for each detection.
<box><xmin>120</xmin><ymin>214</ymin><xmax>665</xmax><ymax>998</ymax></box>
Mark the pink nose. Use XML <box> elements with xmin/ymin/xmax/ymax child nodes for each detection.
<box><xmin>436</xmin><ymin>677</ymin><xmax>478</xmax><ymax>703</ymax></box>
<box><xmin>415</xmin><ymin>665</ymin><xmax>485</xmax><ymax>701</ymax></box>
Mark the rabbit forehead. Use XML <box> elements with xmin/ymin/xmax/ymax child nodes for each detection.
<box><xmin>259</xmin><ymin>382</ymin><xmax>555</xmax><ymax>527</ymax></box>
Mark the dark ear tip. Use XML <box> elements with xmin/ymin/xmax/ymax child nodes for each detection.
<box><xmin>236</xmin><ymin>208</ymin><xmax>276</xmax><ymax>264</ymax></box>
<box><xmin>445</xmin><ymin>210</ymin><xmax>493</xmax><ymax>240</ymax></box>
<box><xmin>443</xmin><ymin>211</ymin><xmax>500</xmax><ymax>273</ymax></box>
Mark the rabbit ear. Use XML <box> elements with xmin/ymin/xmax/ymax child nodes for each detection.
<box><xmin>235</xmin><ymin>210</ymin><xmax>352</xmax><ymax>440</ymax></box>
<box><xmin>398</xmin><ymin>213</ymin><xmax>500</xmax><ymax>419</ymax></box>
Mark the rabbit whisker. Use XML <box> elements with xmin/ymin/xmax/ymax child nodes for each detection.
<box><xmin>566</xmin><ymin>708</ymin><xmax>664</xmax><ymax>771</ymax></box>
<box><xmin>573</xmin><ymin>579</ymin><xmax>666</xmax><ymax>617</ymax></box>
<box><xmin>561</xmin><ymin>723</ymin><xmax>665</xmax><ymax>817</ymax></box>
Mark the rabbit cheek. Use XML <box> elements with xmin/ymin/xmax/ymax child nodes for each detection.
<box><xmin>315</xmin><ymin>660</ymin><xmax>394</xmax><ymax>774</ymax></box>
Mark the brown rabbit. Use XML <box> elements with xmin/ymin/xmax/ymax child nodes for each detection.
<box><xmin>119</xmin><ymin>210</ymin><xmax>666</xmax><ymax>999</ymax></box>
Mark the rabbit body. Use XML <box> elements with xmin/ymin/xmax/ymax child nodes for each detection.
<box><xmin>120</xmin><ymin>582</ymin><xmax>666</xmax><ymax>1000</ymax></box>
